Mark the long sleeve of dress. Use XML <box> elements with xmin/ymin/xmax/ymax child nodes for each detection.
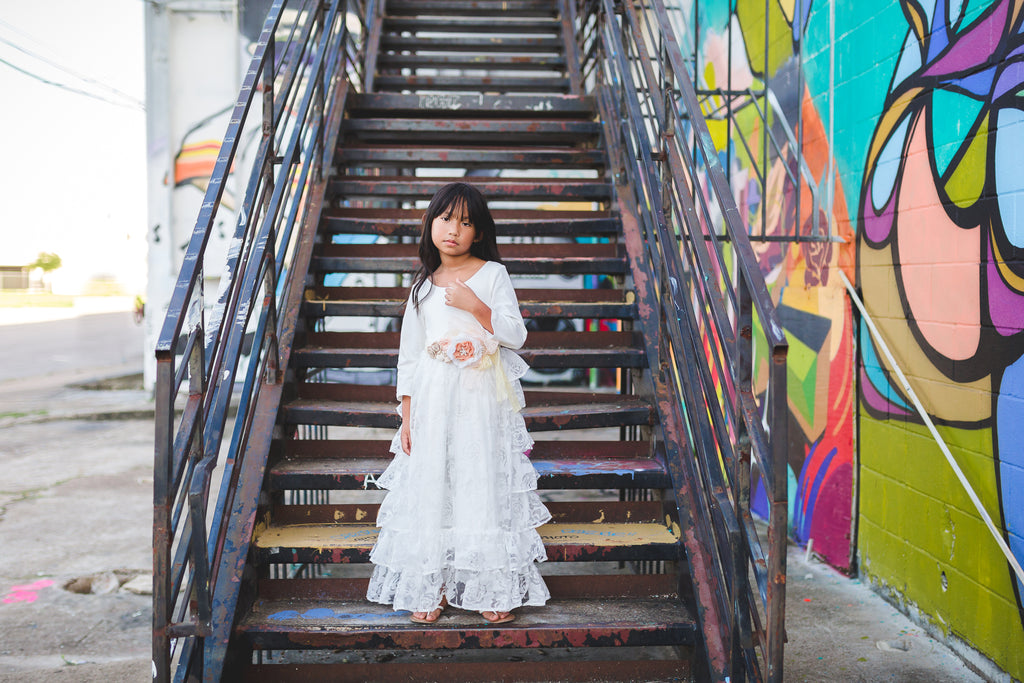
<box><xmin>488</xmin><ymin>264</ymin><xmax>528</xmax><ymax>350</ymax></box>
<box><xmin>395</xmin><ymin>291</ymin><xmax>424</xmax><ymax>400</ymax></box>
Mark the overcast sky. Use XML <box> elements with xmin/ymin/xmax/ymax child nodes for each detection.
<box><xmin>0</xmin><ymin>0</ymin><xmax>147</xmax><ymax>294</ymax></box>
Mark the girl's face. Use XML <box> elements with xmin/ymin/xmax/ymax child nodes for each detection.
<box><xmin>430</xmin><ymin>202</ymin><xmax>478</xmax><ymax>260</ymax></box>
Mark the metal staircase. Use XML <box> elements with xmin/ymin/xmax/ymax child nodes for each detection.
<box><xmin>153</xmin><ymin>1</ymin><xmax>788</xmax><ymax>681</ymax></box>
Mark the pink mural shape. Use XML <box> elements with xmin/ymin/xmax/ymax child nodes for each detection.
<box><xmin>896</xmin><ymin>113</ymin><xmax>982</xmax><ymax>361</ymax></box>
<box><xmin>2</xmin><ymin>579</ymin><xmax>54</xmax><ymax>604</ymax></box>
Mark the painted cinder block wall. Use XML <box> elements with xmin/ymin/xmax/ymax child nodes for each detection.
<box><xmin>690</xmin><ymin>0</ymin><xmax>1024</xmax><ymax>677</ymax></box>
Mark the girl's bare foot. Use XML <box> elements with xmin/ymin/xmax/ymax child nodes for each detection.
<box><xmin>480</xmin><ymin>610</ymin><xmax>515</xmax><ymax>624</ymax></box>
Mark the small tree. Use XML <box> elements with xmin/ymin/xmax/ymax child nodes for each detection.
<box><xmin>30</xmin><ymin>252</ymin><xmax>62</xmax><ymax>291</ymax></box>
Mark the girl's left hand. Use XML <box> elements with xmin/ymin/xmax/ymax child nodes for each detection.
<box><xmin>444</xmin><ymin>279</ymin><xmax>481</xmax><ymax>312</ymax></box>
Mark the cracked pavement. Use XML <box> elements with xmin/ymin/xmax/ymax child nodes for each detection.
<box><xmin>0</xmin><ymin>307</ymin><xmax>151</xmax><ymax>681</ymax></box>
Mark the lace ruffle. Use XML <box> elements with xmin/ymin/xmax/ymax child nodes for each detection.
<box><xmin>368</xmin><ymin>347</ymin><xmax>549</xmax><ymax>613</ymax></box>
<box><xmin>367</xmin><ymin>563</ymin><xmax>551</xmax><ymax>613</ymax></box>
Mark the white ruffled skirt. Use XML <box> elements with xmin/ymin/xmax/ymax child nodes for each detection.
<box><xmin>366</xmin><ymin>347</ymin><xmax>551</xmax><ymax>613</ymax></box>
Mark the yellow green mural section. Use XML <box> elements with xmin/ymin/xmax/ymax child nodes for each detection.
<box><xmin>860</xmin><ymin>417</ymin><xmax>1024</xmax><ymax>675</ymax></box>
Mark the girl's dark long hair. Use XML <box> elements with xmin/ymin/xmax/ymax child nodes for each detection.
<box><xmin>409</xmin><ymin>182</ymin><xmax>502</xmax><ymax>309</ymax></box>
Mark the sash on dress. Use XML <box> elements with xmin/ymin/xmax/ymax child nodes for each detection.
<box><xmin>424</xmin><ymin>332</ymin><xmax>528</xmax><ymax>412</ymax></box>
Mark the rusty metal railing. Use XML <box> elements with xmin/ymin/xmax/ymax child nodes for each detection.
<box><xmin>573</xmin><ymin>1</ymin><xmax>789</xmax><ymax>680</ymax></box>
<box><xmin>152</xmin><ymin>2</ymin><xmax>379</xmax><ymax>681</ymax></box>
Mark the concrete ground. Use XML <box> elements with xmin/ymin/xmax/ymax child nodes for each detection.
<box><xmin>0</xmin><ymin>305</ymin><xmax>989</xmax><ymax>681</ymax></box>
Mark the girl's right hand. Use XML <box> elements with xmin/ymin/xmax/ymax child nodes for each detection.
<box><xmin>400</xmin><ymin>421</ymin><xmax>412</xmax><ymax>455</ymax></box>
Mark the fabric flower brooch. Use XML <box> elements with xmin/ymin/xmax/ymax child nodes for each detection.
<box><xmin>427</xmin><ymin>333</ymin><xmax>499</xmax><ymax>369</ymax></box>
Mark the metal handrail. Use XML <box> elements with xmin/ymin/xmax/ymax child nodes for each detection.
<box><xmin>574</xmin><ymin>1</ymin><xmax>788</xmax><ymax>679</ymax></box>
<box><xmin>152</xmin><ymin>2</ymin><xmax>377</xmax><ymax>681</ymax></box>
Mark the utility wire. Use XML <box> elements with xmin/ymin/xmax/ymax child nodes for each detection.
<box><xmin>0</xmin><ymin>21</ymin><xmax>145</xmax><ymax>111</ymax></box>
<box><xmin>0</xmin><ymin>54</ymin><xmax>145</xmax><ymax>111</ymax></box>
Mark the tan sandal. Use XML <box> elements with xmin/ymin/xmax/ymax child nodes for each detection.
<box><xmin>410</xmin><ymin>596</ymin><xmax>448</xmax><ymax>624</ymax></box>
<box><xmin>481</xmin><ymin>610</ymin><xmax>515</xmax><ymax>624</ymax></box>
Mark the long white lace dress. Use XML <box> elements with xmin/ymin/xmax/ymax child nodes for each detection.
<box><xmin>365</xmin><ymin>260</ymin><xmax>551</xmax><ymax>614</ymax></box>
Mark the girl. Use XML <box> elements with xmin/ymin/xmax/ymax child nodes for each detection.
<box><xmin>366</xmin><ymin>182</ymin><xmax>551</xmax><ymax>625</ymax></box>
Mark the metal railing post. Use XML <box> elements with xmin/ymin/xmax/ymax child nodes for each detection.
<box><xmin>152</xmin><ymin>355</ymin><xmax>174</xmax><ymax>683</ymax></box>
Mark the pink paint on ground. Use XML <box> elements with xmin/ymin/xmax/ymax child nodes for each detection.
<box><xmin>2</xmin><ymin>579</ymin><xmax>55</xmax><ymax>604</ymax></box>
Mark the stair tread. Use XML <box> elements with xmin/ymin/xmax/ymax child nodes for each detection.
<box><xmin>278</xmin><ymin>438</ymin><xmax>651</xmax><ymax>459</ymax></box>
<box><xmin>237</xmin><ymin>597</ymin><xmax>696</xmax><ymax>650</ymax></box>
<box><xmin>293</xmin><ymin>332</ymin><xmax>644</xmax><ymax>368</ymax></box>
<box><xmin>255</xmin><ymin>522</ymin><xmax>678</xmax><ymax>551</ymax></box>
<box><xmin>301</xmin><ymin>300</ymin><xmax>636</xmax><ymax>320</ymax></box>
<box><xmin>269</xmin><ymin>440</ymin><xmax>665</xmax><ymax>490</ymax></box>
<box><xmin>383</xmin><ymin>16</ymin><xmax>561</xmax><ymax>33</ymax></box>
<box><xmin>270</xmin><ymin>455</ymin><xmax>667</xmax><ymax>481</ymax></box>
<box><xmin>337</xmin><ymin>148</ymin><xmax>605</xmax><ymax>169</ymax></box>
<box><xmin>329</xmin><ymin>178</ymin><xmax>610</xmax><ymax>201</ymax></box>
<box><xmin>241</xmin><ymin>597</ymin><xmax>691</xmax><ymax>629</ymax></box>
<box><xmin>345</xmin><ymin>119</ymin><xmax>600</xmax><ymax>133</ymax></box>
<box><xmin>294</xmin><ymin>385</ymin><xmax>643</xmax><ymax>403</ymax></box>
<box><xmin>321</xmin><ymin>211</ymin><xmax>616</xmax><ymax>236</ymax></box>
<box><xmin>377</xmin><ymin>55</ymin><xmax>567</xmax><ymax>68</ymax></box>
<box><xmin>305</xmin><ymin>287</ymin><xmax>629</xmax><ymax>304</ymax></box>
<box><xmin>258</xmin><ymin>574</ymin><xmax>679</xmax><ymax>601</ymax></box>
<box><xmin>283</xmin><ymin>400</ymin><xmax>653</xmax><ymax>430</ymax></box>
<box><xmin>317</xmin><ymin>243</ymin><xmax>621</xmax><ymax>259</ymax></box>
<box><xmin>345</xmin><ymin>93</ymin><xmax>594</xmax><ymax>117</ymax></box>
<box><xmin>312</xmin><ymin>244</ymin><xmax>627</xmax><ymax>275</ymax></box>
<box><xmin>380</xmin><ymin>36</ymin><xmax>562</xmax><ymax>51</ymax></box>
<box><xmin>337</xmin><ymin>144</ymin><xmax>604</xmax><ymax>159</ymax></box>
<box><xmin>286</xmin><ymin>397</ymin><xmax>650</xmax><ymax>413</ymax></box>
<box><xmin>272</xmin><ymin>501</ymin><xmax>668</xmax><ymax>525</ymax></box>
<box><xmin>323</xmin><ymin>208</ymin><xmax>611</xmax><ymax>219</ymax></box>
<box><xmin>304</xmin><ymin>329</ymin><xmax>636</xmax><ymax>340</ymax></box>
<box><xmin>332</xmin><ymin>173</ymin><xmax>607</xmax><ymax>184</ymax></box>
<box><xmin>300</xmin><ymin>330</ymin><xmax>639</xmax><ymax>349</ymax></box>
<box><xmin>374</xmin><ymin>75</ymin><xmax>570</xmax><ymax>91</ymax></box>
<box><xmin>386</xmin><ymin>0</ymin><xmax>560</xmax><ymax>15</ymax></box>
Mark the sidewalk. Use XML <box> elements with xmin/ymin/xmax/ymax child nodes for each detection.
<box><xmin>0</xmin><ymin>313</ymin><xmax>987</xmax><ymax>681</ymax></box>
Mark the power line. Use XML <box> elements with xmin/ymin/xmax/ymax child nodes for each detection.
<box><xmin>0</xmin><ymin>55</ymin><xmax>145</xmax><ymax>111</ymax></box>
<box><xmin>0</xmin><ymin>21</ymin><xmax>145</xmax><ymax>111</ymax></box>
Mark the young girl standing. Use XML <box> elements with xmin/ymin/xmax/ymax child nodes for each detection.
<box><xmin>366</xmin><ymin>182</ymin><xmax>551</xmax><ymax>625</ymax></box>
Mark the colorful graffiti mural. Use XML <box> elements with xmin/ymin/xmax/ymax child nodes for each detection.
<box><xmin>699</xmin><ymin>0</ymin><xmax>857</xmax><ymax>572</ymax></box>
<box><xmin>694</xmin><ymin>0</ymin><xmax>1024</xmax><ymax>674</ymax></box>
<box><xmin>857</xmin><ymin>0</ymin><xmax>1024</xmax><ymax>654</ymax></box>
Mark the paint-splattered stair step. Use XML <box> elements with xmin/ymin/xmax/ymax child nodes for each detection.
<box><xmin>311</xmin><ymin>243</ymin><xmax>627</xmax><ymax>276</ymax></box>
<box><xmin>291</xmin><ymin>331</ymin><xmax>645</xmax><ymax>369</ymax></box>
<box><xmin>300</xmin><ymin>286</ymin><xmax>635</xmax><ymax>320</ymax></box>
<box><xmin>253</xmin><ymin>519</ymin><xmax>680</xmax><ymax>564</ymax></box>
<box><xmin>256</xmin><ymin>574</ymin><xmax>681</xmax><ymax>603</ymax></box>
<box><xmin>319</xmin><ymin>207</ymin><xmax>615</xmax><ymax>237</ymax></box>
<box><xmin>268</xmin><ymin>439</ymin><xmax>669</xmax><ymax>491</ymax></box>
<box><xmin>236</xmin><ymin>596</ymin><xmax>697</xmax><ymax>651</ymax></box>
<box><xmin>283</xmin><ymin>385</ymin><xmax>654</xmax><ymax>431</ymax></box>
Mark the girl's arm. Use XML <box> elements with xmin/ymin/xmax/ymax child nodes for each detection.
<box><xmin>486</xmin><ymin>265</ymin><xmax>527</xmax><ymax>349</ymax></box>
<box><xmin>400</xmin><ymin>395</ymin><xmax>412</xmax><ymax>454</ymax></box>
<box><xmin>395</xmin><ymin>289</ymin><xmax>425</xmax><ymax>401</ymax></box>
<box><xmin>396</xmin><ymin>289</ymin><xmax>423</xmax><ymax>454</ymax></box>
<box><xmin>446</xmin><ymin>264</ymin><xmax>526</xmax><ymax>348</ymax></box>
